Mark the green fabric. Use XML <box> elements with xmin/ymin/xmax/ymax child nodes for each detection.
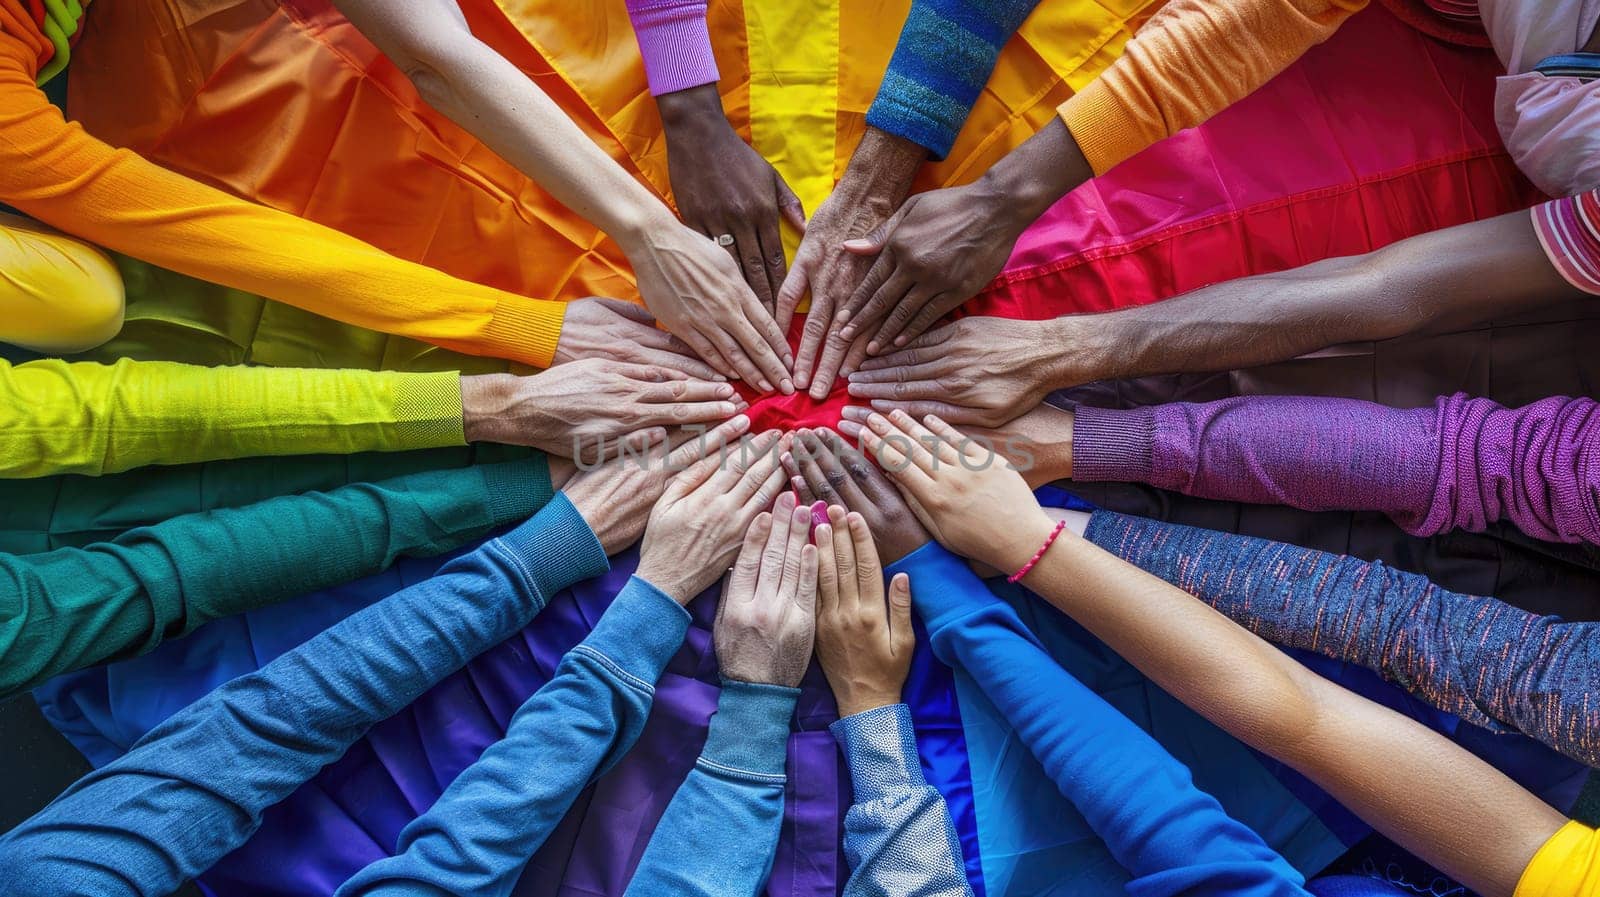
<box><xmin>0</xmin><ymin>455</ymin><xmax>553</xmax><ymax>699</ymax></box>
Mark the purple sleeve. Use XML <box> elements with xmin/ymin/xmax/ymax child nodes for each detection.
<box><xmin>625</xmin><ymin>0</ymin><xmax>720</xmax><ymax>95</ymax></box>
<box><xmin>1071</xmin><ymin>394</ymin><xmax>1600</xmax><ymax>545</ymax></box>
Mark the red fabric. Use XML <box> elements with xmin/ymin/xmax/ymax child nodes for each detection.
<box><xmin>741</xmin><ymin>4</ymin><xmax>1537</xmax><ymax>432</ymax></box>
<box><xmin>1376</xmin><ymin>0</ymin><xmax>1491</xmax><ymax>47</ymax></box>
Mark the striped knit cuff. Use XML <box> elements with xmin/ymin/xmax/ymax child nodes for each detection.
<box><xmin>630</xmin><ymin>1</ymin><xmax>720</xmax><ymax>95</ymax></box>
<box><xmin>495</xmin><ymin>493</ymin><xmax>609</xmax><ymax>603</ymax></box>
<box><xmin>482</xmin><ymin>297</ymin><xmax>567</xmax><ymax>369</ymax></box>
<box><xmin>478</xmin><ymin>455</ymin><xmax>554</xmax><ymax>527</ymax></box>
<box><xmin>1531</xmin><ymin>189</ymin><xmax>1600</xmax><ymax>296</ymax></box>
<box><xmin>391</xmin><ymin>371</ymin><xmax>467</xmax><ymax>450</ymax></box>
<box><xmin>700</xmin><ymin>680</ymin><xmax>799</xmax><ymax>781</ymax></box>
<box><xmin>1069</xmin><ymin>405</ymin><xmax>1156</xmax><ymax>483</ymax></box>
<box><xmin>1057</xmin><ymin>84</ymin><xmax>1144</xmax><ymax>177</ymax></box>
<box><xmin>831</xmin><ymin>703</ymin><xmax>925</xmax><ymax>802</ymax></box>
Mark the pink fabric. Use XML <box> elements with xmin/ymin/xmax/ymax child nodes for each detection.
<box><xmin>1497</xmin><ymin>74</ymin><xmax>1600</xmax><ymax>197</ymax></box>
<box><xmin>625</xmin><ymin>0</ymin><xmax>719</xmax><ymax>95</ymax></box>
<box><xmin>1533</xmin><ymin>187</ymin><xmax>1600</xmax><ymax>294</ymax></box>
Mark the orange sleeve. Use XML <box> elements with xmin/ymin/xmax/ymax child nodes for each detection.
<box><xmin>1515</xmin><ymin>820</ymin><xmax>1600</xmax><ymax>897</ymax></box>
<box><xmin>1058</xmin><ymin>0</ymin><xmax>1368</xmax><ymax>176</ymax></box>
<box><xmin>0</xmin><ymin>33</ymin><xmax>565</xmax><ymax>368</ymax></box>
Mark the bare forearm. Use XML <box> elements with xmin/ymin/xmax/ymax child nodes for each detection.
<box><xmin>838</xmin><ymin>127</ymin><xmax>928</xmax><ymax>214</ymax></box>
<box><xmin>1024</xmin><ymin>536</ymin><xmax>1563</xmax><ymax>897</ymax></box>
<box><xmin>1053</xmin><ymin>209</ymin><xmax>1580</xmax><ymax>386</ymax></box>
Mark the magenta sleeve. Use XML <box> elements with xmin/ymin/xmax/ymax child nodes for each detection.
<box><xmin>625</xmin><ymin>0</ymin><xmax>720</xmax><ymax>95</ymax></box>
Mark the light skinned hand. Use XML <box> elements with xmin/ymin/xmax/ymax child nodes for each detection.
<box><xmin>563</xmin><ymin>415</ymin><xmax>750</xmax><ymax>555</ymax></box>
<box><xmin>813</xmin><ymin>506</ymin><xmax>914</xmax><ymax>717</ymax></box>
<box><xmin>783</xmin><ymin>428</ymin><xmax>929</xmax><ymax>563</ymax></box>
<box><xmin>553</xmin><ymin>297</ymin><xmax>723</xmax><ymax>381</ymax></box>
<box><xmin>461</xmin><ymin>359</ymin><xmax>744</xmax><ymax>460</ymax></box>
<box><xmin>714</xmin><ymin>492</ymin><xmax>819</xmax><ymax>687</ymax></box>
<box><xmin>658</xmin><ymin>84</ymin><xmax>806</xmax><ymax>314</ymax></box>
<box><xmin>635</xmin><ymin>429</ymin><xmax>790</xmax><ymax>603</ymax></box>
<box><xmin>838</xmin><ymin>408</ymin><xmax>1055</xmax><ymax>573</ymax></box>
<box><xmin>848</xmin><ymin>317</ymin><xmax>1062</xmax><ymax>427</ymax></box>
<box><xmin>630</xmin><ymin>222</ymin><xmax>795</xmax><ymax>394</ymax></box>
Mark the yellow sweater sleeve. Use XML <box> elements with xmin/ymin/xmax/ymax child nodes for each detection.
<box><xmin>1058</xmin><ymin>0</ymin><xmax>1368</xmax><ymax>176</ymax></box>
<box><xmin>1516</xmin><ymin>820</ymin><xmax>1600</xmax><ymax>897</ymax></box>
<box><xmin>0</xmin><ymin>33</ymin><xmax>565</xmax><ymax>368</ymax></box>
<box><xmin>0</xmin><ymin>357</ymin><xmax>465</xmax><ymax>478</ymax></box>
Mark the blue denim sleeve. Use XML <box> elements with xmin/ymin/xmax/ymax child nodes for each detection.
<box><xmin>832</xmin><ymin>703</ymin><xmax>974</xmax><ymax>897</ymax></box>
<box><xmin>623</xmin><ymin>679</ymin><xmax>799</xmax><ymax>896</ymax></box>
<box><xmin>0</xmin><ymin>495</ymin><xmax>608</xmax><ymax>897</ymax></box>
<box><xmin>889</xmin><ymin>543</ymin><xmax>1311</xmax><ymax>897</ymax></box>
<box><xmin>339</xmin><ymin>575</ymin><xmax>692</xmax><ymax>897</ymax></box>
<box><xmin>866</xmin><ymin>0</ymin><xmax>1042</xmax><ymax>158</ymax></box>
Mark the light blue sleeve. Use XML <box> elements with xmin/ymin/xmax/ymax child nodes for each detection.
<box><xmin>339</xmin><ymin>576</ymin><xmax>692</xmax><ymax>897</ymax></box>
<box><xmin>889</xmin><ymin>543</ymin><xmax>1311</xmax><ymax>897</ymax></box>
<box><xmin>833</xmin><ymin>703</ymin><xmax>975</xmax><ymax>897</ymax></box>
<box><xmin>623</xmin><ymin>679</ymin><xmax>799</xmax><ymax>897</ymax></box>
<box><xmin>0</xmin><ymin>495</ymin><xmax>608</xmax><ymax>897</ymax></box>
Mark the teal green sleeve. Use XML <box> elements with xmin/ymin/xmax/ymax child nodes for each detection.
<box><xmin>0</xmin><ymin>456</ymin><xmax>552</xmax><ymax>698</ymax></box>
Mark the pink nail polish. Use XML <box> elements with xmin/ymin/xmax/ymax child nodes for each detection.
<box><xmin>810</xmin><ymin>501</ymin><xmax>829</xmax><ymax>527</ymax></box>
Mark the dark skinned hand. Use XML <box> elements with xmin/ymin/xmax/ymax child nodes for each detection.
<box><xmin>782</xmin><ymin>427</ymin><xmax>930</xmax><ymax>564</ymax></box>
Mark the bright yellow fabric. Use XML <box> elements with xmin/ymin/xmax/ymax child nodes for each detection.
<box><xmin>0</xmin><ymin>211</ymin><xmax>124</xmax><ymax>354</ymax></box>
<box><xmin>0</xmin><ymin>20</ymin><xmax>566</xmax><ymax>369</ymax></box>
<box><xmin>0</xmin><ymin>356</ymin><xmax>464</xmax><ymax>478</ymax></box>
<box><xmin>1516</xmin><ymin>820</ymin><xmax>1600</xmax><ymax>897</ymax></box>
<box><xmin>1058</xmin><ymin>0</ymin><xmax>1367</xmax><ymax>175</ymax></box>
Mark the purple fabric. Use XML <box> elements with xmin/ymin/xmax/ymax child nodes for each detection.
<box><xmin>33</xmin><ymin>537</ymin><xmax>981</xmax><ymax>897</ymax></box>
<box><xmin>1071</xmin><ymin>393</ymin><xmax>1600</xmax><ymax>545</ymax></box>
<box><xmin>625</xmin><ymin>0</ymin><xmax>719</xmax><ymax>95</ymax></box>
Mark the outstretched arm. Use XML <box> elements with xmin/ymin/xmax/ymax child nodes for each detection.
<box><xmin>330</xmin><ymin>0</ymin><xmax>793</xmax><ymax>391</ymax></box>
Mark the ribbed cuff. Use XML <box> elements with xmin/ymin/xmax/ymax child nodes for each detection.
<box><xmin>830</xmin><ymin>703</ymin><xmax>925</xmax><ymax>801</ymax></box>
<box><xmin>867</xmin><ymin>92</ymin><xmax>961</xmax><ymax>161</ymax></box>
<box><xmin>579</xmin><ymin>576</ymin><xmax>692</xmax><ymax>689</ymax></box>
<box><xmin>631</xmin><ymin>3</ymin><xmax>720</xmax><ymax>95</ymax></box>
<box><xmin>1069</xmin><ymin>405</ymin><xmax>1156</xmax><ymax>483</ymax></box>
<box><xmin>391</xmin><ymin>371</ymin><xmax>467</xmax><ymax>450</ymax></box>
<box><xmin>495</xmin><ymin>493</ymin><xmax>609</xmax><ymax>605</ymax></box>
<box><xmin>478</xmin><ymin>455</ymin><xmax>554</xmax><ymax>526</ymax></box>
<box><xmin>699</xmin><ymin>680</ymin><xmax>799</xmax><ymax>782</ymax></box>
<box><xmin>482</xmin><ymin>297</ymin><xmax>567</xmax><ymax>369</ymax></box>
<box><xmin>1057</xmin><ymin>85</ymin><xmax>1143</xmax><ymax>177</ymax></box>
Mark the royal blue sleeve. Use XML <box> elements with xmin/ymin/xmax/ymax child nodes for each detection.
<box><xmin>889</xmin><ymin>543</ymin><xmax>1311</xmax><ymax>897</ymax></box>
<box><xmin>0</xmin><ymin>495</ymin><xmax>608</xmax><ymax>897</ymax></box>
<box><xmin>623</xmin><ymin>679</ymin><xmax>799</xmax><ymax>896</ymax></box>
<box><xmin>339</xmin><ymin>575</ymin><xmax>692</xmax><ymax>896</ymax></box>
<box><xmin>867</xmin><ymin>0</ymin><xmax>1042</xmax><ymax>158</ymax></box>
<box><xmin>833</xmin><ymin>703</ymin><xmax>974</xmax><ymax>897</ymax></box>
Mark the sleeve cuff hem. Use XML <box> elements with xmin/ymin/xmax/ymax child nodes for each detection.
<box><xmin>830</xmin><ymin>703</ymin><xmax>926</xmax><ymax>800</ymax></box>
<box><xmin>866</xmin><ymin>103</ymin><xmax>958</xmax><ymax>161</ymax></box>
<box><xmin>495</xmin><ymin>493</ymin><xmax>609</xmax><ymax>603</ymax></box>
<box><xmin>1070</xmin><ymin>405</ymin><xmax>1157</xmax><ymax>483</ymax></box>
<box><xmin>581</xmin><ymin>576</ymin><xmax>692</xmax><ymax>684</ymax></box>
<box><xmin>1058</xmin><ymin>87</ymin><xmax>1144</xmax><ymax>177</ymax></box>
<box><xmin>700</xmin><ymin>679</ymin><xmax>798</xmax><ymax>780</ymax></box>
<box><xmin>478</xmin><ymin>456</ymin><xmax>555</xmax><ymax>526</ymax></box>
<box><xmin>634</xmin><ymin>13</ymin><xmax>720</xmax><ymax>95</ymax></box>
<box><xmin>482</xmin><ymin>298</ymin><xmax>566</xmax><ymax>369</ymax></box>
<box><xmin>391</xmin><ymin>371</ymin><xmax>467</xmax><ymax>449</ymax></box>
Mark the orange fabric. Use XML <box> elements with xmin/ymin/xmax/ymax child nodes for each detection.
<box><xmin>1059</xmin><ymin>0</ymin><xmax>1369</xmax><ymax>175</ymax></box>
<box><xmin>0</xmin><ymin>25</ymin><xmax>566</xmax><ymax>367</ymax></box>
<box><xmin>0</xmin><ymin>0</ymin><xmax>50</xmax><ymax>72</ymax></box>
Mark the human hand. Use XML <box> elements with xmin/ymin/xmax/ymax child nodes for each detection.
<box><xmin>813</xmin><ymin>506</ymin><xmax>914</xmax><ymax>717</ymax></box>
<box><xmin>964</xmin><ymin>404</ymin><xmax>1075</xmax><ymax>488</ymax></box>
<box><xmin>783</xmin><ymin>427</ymin><xmax>929</xmax><ymax>563</ymax></box>
<box><xmin>714</xmin><ymin>492</ymin><xmax>818</xmax><ymax>686</ymax></box>
<box><xmin>847</xmin><ymin>317</ymin><xmax>1065</xmax><ymax>426</ymax></box>
<box><xmin>779</xmin><ymin>128</ymin><xmax>926</xmax><ymax>399</ymax></box>
<box><xmin>658</xmin><ymin>84</ymin><xmax>806</xmax><ymax>313</ymax></box>
<box><xmin>553</xmin><ymin>297</ymin><xmax>722</xmax><ymax>381</ymax></box>
<box><xmin>462</xmin><ymin>360</ymin><xmax>743</xmax><ymax>459</ymax></box>
<box><xmin>626</xmin><ymin>221</ymin><xmax>794</xmax><ymax>394</ymax></box>
<box><xmin>839</xmin><ymin>408</ymin><xmax>1055</xmax><ymax>573</ymax></box>
<box><xmin>635</xmin><ymin>428</ymin><xmax>789</xmax><ymax>603</ymax></box>
<box><xmin>562</xmin><ymin>415</ymin><xmax>751</xmax><ymax>554</ymax></box>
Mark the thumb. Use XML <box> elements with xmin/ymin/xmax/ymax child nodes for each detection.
<box><xmin>596</xmin><ymin>296</ymin><xmax>657</xmax><ymax>324</ymax></box>
<box><xmin>842</xmin><ymin>208</ymin><xmax>905</xmax><ymax>255</ymax></box>
<box><xmin>775</xmin><ymin>173</ymin><xmax>807</xmax><ymax>232</ymax></box>
<box><xmin>888</xmin><ymin>572</ymin><xmax>914</xmax><ymax>652</ymax></box>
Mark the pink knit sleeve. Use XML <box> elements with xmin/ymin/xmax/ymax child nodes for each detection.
<box><xmin>625</xmin><ymin>0</ymin><xmax>720</xmax><ymax>95</ymax></box>
<box><xmin>1531</xmin><ymin>188</ymin><xmax>1600</xmax><ymax>295</ymax></box>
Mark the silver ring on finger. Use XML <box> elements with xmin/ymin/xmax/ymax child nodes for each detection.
<box><xmin>715</xmin><ymin>233</ymin><xmax>736</xmax><ymax>247</ymax></box>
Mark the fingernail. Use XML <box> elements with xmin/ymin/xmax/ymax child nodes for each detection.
<box><xmin>810</xmin><ymin>501</ymin><xmax>829</xmax><ymax>527</ymax></box>
<box><xmin>838</xmin><ymin>420</ymin><xmax>863</xmax><ymax>437</ymax></box>
<box><xmin>840</xmin><ymin>405</ymin><xmax>868</xmax><ymax>420</ymax></box>
<box><xmin>895</xmin><ymin>336</ymin><xmax>908</xmax><ymax>346</ymax></box>
<box><xmin>759</xmin><ymin>379</ymin><xmax>773</xmax><ymax>392</ymax></box>
<box><xmin>846</xmin><ymin>382</ymin><xmax>864</xmax><ymax>396</ymax></box>
<box><xmin>711</xmin><ymin>374</ymin><xmax>728</xmax><ymax>382</ymax></box>
<box><xmin>840</xmin><ymin>326</ymin><xmax>855</xmax><ymax>339</ymax></box>
<box><xmin>721</xmin><ymin>403</ymin><xmax>737</xmax><ymax>415</ymax></box>
<box><xmin>780</xmin><ymin>378</ymin><xmax>794</xmax><ymax>394</ymax></box>
<box><xmin>836</xmin><ymin>309</ymin><xmax>852</xmax><ymax>323</ymax></box>
<box><xmin>717</xmin><ymin>384</ymin><xmax>735</xmax><ymax>397</ymax></box>
<box><xmin>731</xmin><ymin>414</ymin><xmax>750</xmax><ymax>430</ymax></box>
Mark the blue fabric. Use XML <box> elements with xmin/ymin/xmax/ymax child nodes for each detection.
<box><xmin>338</xmin><ymin>575</ymin><xmax>690</xmax><ymax>897</ymax></box>
<box><xmin>866</xmin><ymin>0</ymin><xmax>1042</xmax><ymax>158</ymax></box>
<box><xmin>624</xmin><ymin>680</ymin><xmax>799</xmax><ymax>896</ymax></box>
<box><xmin>832</xmin><ymin>703</ymin><xmax>974</xmax><ymax>897</ymax></box>
<box><xmin>893</xmin><ymin>542</ymin><xmax>1312</xmax><ymax>897</ymax></box>
<box><xmin>1534</xmin><ymin>52</ymin><xmax>1600</xmax><ymax>79</ymax></box>
<box><xmin>0</xmin><ymin>496</ymin><xmax>608</xmax><ymax>897</ymax></box>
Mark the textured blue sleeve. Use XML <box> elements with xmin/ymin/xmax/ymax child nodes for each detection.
<box><xmin>833</xmin><ymin>703</ymin><xmax>974</xmax><ymax>897</ymax></box>
<box><xmin>888</xmin><ymin>543</ymin><xmax>1311</xmax><ymax>897</ymax></box>
<box><xmin>623</xmin><ymin>679</ymin><xmax>799</xmax><ymax>897</ymax></box>
<box><xmin>339</xmin><ymin>575</ymin><xmax>691</xmax><ymax>896</ymax></box>
<box><xmin>0</xmin><ymin>495</ymin><xmax>608</xmax><ymax>897</ymax></box>
<box><xmin>866</xmin><ymin>0</ymin><xmax>1042</xmax><ymax>158</ymax></box>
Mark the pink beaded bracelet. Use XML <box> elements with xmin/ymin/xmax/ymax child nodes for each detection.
<box><xmin>1007</xmin><ymin>519</ymin><xmax>1068</xmax><ymax>584</ymax></box>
